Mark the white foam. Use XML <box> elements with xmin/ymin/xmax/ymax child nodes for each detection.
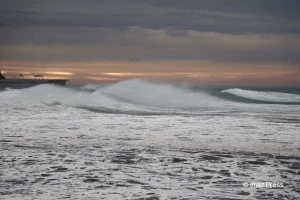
<box><xmin>221</xmin><ymin>88</ymin><xmax>300</xmax><ymax>103</ymax></box>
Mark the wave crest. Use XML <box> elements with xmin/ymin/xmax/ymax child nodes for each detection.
<box><xmin>221</xmin><ymin>88</ymin><xmax>300</xmax><ymax>103</ymax></box>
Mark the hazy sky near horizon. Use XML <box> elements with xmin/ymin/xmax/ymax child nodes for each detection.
<box><xmin>0</xmin><ymin>0</ymin><xmax>300</xmax><ymax>85</ymax></box>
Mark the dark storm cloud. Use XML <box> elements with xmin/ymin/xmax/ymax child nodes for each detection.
<box><xmin>2</xmin><ymin>27</ymin><xmax>300</xmax><ymax>63</ymax></box>
<box><xmin>149</xmin><ymin>0</ymin><xmax>300</xmax><ymax>17</ymax></box>
<box><xmin>0</xmin><ymin>0</ymin><xmax>300</xmax><ymax>63</ymax></box>
<box><xmin>1</xmin><ymin>0</ymin><xmax>300</xmax><ymax>34</ymax></box>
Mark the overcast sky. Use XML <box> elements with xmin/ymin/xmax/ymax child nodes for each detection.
<box><xmin>0</xmin><ymin>0</ymin><xmax>299</xmax><ymax>85</ymax></box>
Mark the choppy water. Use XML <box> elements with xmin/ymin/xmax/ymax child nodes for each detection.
<box><xmin>0</xmin><ymin>79</ymin><xmax>300</xmax><ymax>199</ymax></box>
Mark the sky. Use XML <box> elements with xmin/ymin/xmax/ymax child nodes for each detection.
<box><xmin>0</xmin><ymin>0</ymin><xmax>300</xmax><ymax>86</ymax></box>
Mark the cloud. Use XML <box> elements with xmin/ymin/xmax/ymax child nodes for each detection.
<box><xmin>1</xmin><ymin>26</ymin><xmax>300</xmax><ymax>63</ymax></box>
<box><xmin>0</xmin><ymin>0</ymin><xmax>300</xmax><ymax>65</ymax></box>
<box><xmin>0</xmin><ymin>0</ymin><xmax>300</xmax><ymax>34</ymax></box>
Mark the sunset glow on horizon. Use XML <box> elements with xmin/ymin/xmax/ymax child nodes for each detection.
<box><xmin>1</xmin><ymin>59</ymin><xmax>299</xmax><ymax>86</ymax></box>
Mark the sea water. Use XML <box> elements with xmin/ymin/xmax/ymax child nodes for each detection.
<box><xmin>1</xmin><ymin>79</ymin><xmax>299</xmax><ymax>199</ymax></box>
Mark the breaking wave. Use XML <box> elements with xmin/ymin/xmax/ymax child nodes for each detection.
<box><xmin>97</xmin><ymin>79</ymin><xmax>220</xmax><ymax>107</ymax></box>
<box><xmin>0</xmin><ymin>79</ymin><xmax>299</xmax><ymax>116</ymax></box>
<box><xmin>0</xmin><ymin>79</ymin><xmax>226</xmax><ymax>115</ymax></box>
<box><xmin>221</xmin><ymin>88</ymin><xmax>300</xmax><ymax>104</ymax></box>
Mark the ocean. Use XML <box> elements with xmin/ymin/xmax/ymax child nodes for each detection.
<box><xmin>1</xmin><ymin>79</ymin><xmax>299</xmax><ymax>200</ymax></box>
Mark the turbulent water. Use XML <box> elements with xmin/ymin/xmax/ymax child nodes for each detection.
<box><xmin>0</xmin><ymin>79</ymin><xmax>300</xmax><ymax>200</ymax></box>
